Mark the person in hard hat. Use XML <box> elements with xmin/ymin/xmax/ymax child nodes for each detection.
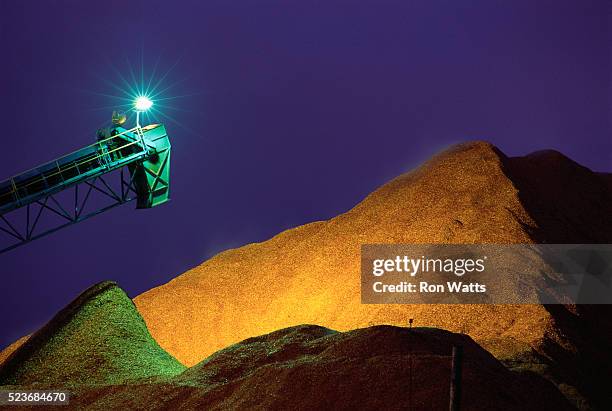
<box><xmin>97</xmin><ymin>111</ymin><xmax>127</xmax><ymax>163</ymax></box>
<box><xmin>109</xmin><ymin>111</ymin><xmax>128</xmax><ymax>160</ymax></box>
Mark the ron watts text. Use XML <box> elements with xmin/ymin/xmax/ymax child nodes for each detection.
<box><xmin>425</xmin><ymin>281</ymin><xmax>486</xmax><ymax>293</ymax></box>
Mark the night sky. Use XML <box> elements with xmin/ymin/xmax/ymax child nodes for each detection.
<box><xmin>0</xmin><ymin>0</ymin><xmax>610</xmax><ymax>349</ymax></box>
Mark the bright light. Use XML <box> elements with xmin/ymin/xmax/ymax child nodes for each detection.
<box><xmin>134</xmin><ymin>96</ymin><xmax>153</xmax><ymax>111</ymax></box>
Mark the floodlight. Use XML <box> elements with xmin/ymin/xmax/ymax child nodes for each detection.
<box><xmin>134</xmin><ymin>96</ymin><xmax>153</xmax><ymax>111</ymax></box>
<box><xmin>134</xmin><ymin>96</ymin><xmax>153</xmax><ymax>128</ymax></box>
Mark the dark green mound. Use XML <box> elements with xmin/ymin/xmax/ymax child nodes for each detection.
<box><xmin>172</xmin><ymin>325</ymin><xmax>574</xmax><ymax>410</ymax></box>
<box><xmin>0</xmin><ymin>281</ymin><xmax>185</xmax><ymax>387</ymax></box>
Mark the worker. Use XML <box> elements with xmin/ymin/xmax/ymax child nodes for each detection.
<box><xmin>97</xmin><ymin>111</ymin><xmax>127</xmax><ymax>163</ymax></box>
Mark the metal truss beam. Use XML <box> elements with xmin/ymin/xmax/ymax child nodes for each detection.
<box><xmin>0</xmin><ymin>167</ymin><xmax>138</xmax><ymax>254</ymax></box>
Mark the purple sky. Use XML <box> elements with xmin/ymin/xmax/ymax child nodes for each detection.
<box><xmin>0</xmin><ymin>0</ymin><xmax>610</xmax><ymax>348</ymax></box>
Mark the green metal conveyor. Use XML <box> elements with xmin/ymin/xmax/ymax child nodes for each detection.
<box><xmin>0</xmin><ymin>123</ymin><xmax>171</xmax><ymax>253</ymax></box>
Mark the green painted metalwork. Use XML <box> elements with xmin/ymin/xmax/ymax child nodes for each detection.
<box><xmin>0</xmin><ymin>123</ymin><xmax>171</xmax><ymax>253</ymax></box>
<box><xmin>130</xmin><ymin>124</ymin><xmax>171</xmax><ymax>209</ymax></box>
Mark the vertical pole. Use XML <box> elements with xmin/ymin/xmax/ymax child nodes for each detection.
<box><xmin>449</xmin><ymin>345</ymin><xmax>463</xmax><ymax>411</ymax></box>
<box><xmin>407</xmin><ymin>319</ymin><xmax>413</xmax><ymax>410</ymax></box>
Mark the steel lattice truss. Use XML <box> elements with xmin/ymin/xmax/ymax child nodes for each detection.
<box><xmin>0</xmin><ymin>167</ymin><xmax>138</xmax><ymax>253</ymax></box>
